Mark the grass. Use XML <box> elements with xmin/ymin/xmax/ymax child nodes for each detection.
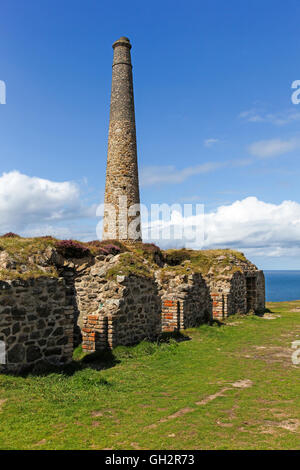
<box><xmin>0</xmin><ymin>236</ymin><xmax>252</xmax><ymax>281</ymax></box>
<box><xmin>161</xmin><ymin>248</ymin><xmax>248</xmax><ymax>278</ymax></box>
<box><xmin>105</xmin><ymin>247</ymin><xmax>251</xmax><ymax>281</ymax></box>
<box><xmin>0</xmin><ymin>301</ymin><xmax>300</xmax><ymax>449</ymax></box>
<box><xmin>105</xmin><ymin>252</ymin><xmax>153</xmax><ymax>280</ymax></box>
<box><xmin>0</xmin><ymin>237</ymin><xmax>59</xmax><ymax>280</ymax></box>
<box><xmin>0</xmin><ymin>236</ymin><xmax>56</xmax><ymax>260</ymax></box>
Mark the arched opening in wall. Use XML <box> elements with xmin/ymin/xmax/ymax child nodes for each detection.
<box><xmin>246</xmin><ymin>276</ymin><xmax>256</xmax><ymax>312</ymax></box>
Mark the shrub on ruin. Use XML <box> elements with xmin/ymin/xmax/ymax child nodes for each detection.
<box><xmin>164</xmin><ymin>249</ymin><xmax>191</xmax><ymax>266</ymax></box>
<box><xmin>0</xmin><ymin>232</ymin><xmax>21</xmax><ymax>238</ymax></box>
<box><xmin>86</xmin><ymin>240</ymin><xmax>103</xmax><ymax>248</ymax></box>
<box><xmin>140</xmin><ymin>242</ymin><xmax>160</xmax><ymax>253</ymax></box>
<box><xmin>87</xmin><ymin>240</ymin><xmax>123</xmax><ymax>256</ymax></box>
<box><xmin>55</xmin><ymin>240</ymin><xmax>91</xmax><ymax>259</ymax></box>
<box><xmin>138</xmin><ymin>242</ymin><xmax>164</xmax><ymax>265</ymax></box>
<box><xmin>99</xmin><ymin>244</ymin><xmax>121</xmax><ymax>256</ymax></box>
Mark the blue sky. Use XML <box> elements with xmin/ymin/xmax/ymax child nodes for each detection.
<box><xmin>1</xmin><ymin>0</ymin><xmax>300</xmax><ymax>269</ymax></box>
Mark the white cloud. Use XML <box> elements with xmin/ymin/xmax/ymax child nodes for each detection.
<box><xmin>142</xmin><ymin>196</ymin><xmax>300</xmax><ymax>257</ymax></box>
<box><xmin>248</xmin><ymin>138</ymin><xmax>299</xmax><ymax>158</ymax></box>
<box><xmin>140</xmin><ymin>162</ymin><xmax>226</xmax><ymax>186</ymax></box>
<box><xmin>2</xmin><ymin>172</ymin><xmax>300</xmax><ymax>260</ymax></box>
<box><xmin>204</xmin><ymin>197</ymin><xmax>300</xmax><ymax>250</ymax></box>
<box><xmin>204</xmin><ymin>138</ymin><xmax>219</xmax><ymax>147</ymax></box>
<box><xmin>141</xmin><ymin>136</ymin><xmax>300</xmax><ymax>188</ymax></box>
<box><xmin>141</xmin><ymin>156</ymin><xmax>256</xmax><ymax>187</ymax></box>
<box><xmin>0</xmin><ymin>171</ymin><xmax>95</xmax><ymax>234</ymax></box>
<box><xmin>239</xmin><ymin>109</ymin><xmax>300</xmax><ymax>126</ymax></box>
<box><xmin>21</xmin><ymin>225</ymin><xmax>73</xmax><ymax>239</ymax></box>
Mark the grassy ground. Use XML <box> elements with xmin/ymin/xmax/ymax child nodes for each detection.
<box><xmin>0</xmin><ymin>301</ymin><xmax>299</xmax><ymax>450</ymax></box>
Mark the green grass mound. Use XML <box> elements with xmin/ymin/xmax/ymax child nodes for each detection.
<box><xmin>0</xmin><ymin>235</ymin><xmax>253</xmax><ymax>281</ymax></box>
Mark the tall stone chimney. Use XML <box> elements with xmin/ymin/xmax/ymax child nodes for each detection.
<box><xmin>102</xmin><ymin>37</ymin><xmax>142</xmax><ymax>242</ymax></box>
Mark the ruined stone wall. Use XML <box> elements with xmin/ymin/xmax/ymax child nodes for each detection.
<box><xmin>256</xmin><ymin>271</ymin><xmax>265</xmax><ymax>313</ymax></box>
<box><xmin>0</xmin><ymin>251</ymin><xmax>266</xmax><ymax>370</ymax></box>
<box><xmin>204</xmin><ymin>274</ymin><xmax>230</xmax><ymax>320</ymax></box>
<box><xmin>74</xmin><ymin>263</ymin><xmax>107</xmax><ymax>330</ymax></box>
<box><xmin>82</xmin><ymin>271</ymin><xmax>213</xmax><ymax>351</ymax></box>
<box><xmin>82</xmin><ymin>274</ymin><xmax>161</xmax><ymax>351</ymax></box>
<box><xmin>159</xmin><ymin>273</ymin><xmax>211</xmax><ymax>332</ymax></box>
<box><xmin>81</xmin><ymin>263</ymin><xmax>266</xmax><ymax>352</ymax></box>
<box><xmin>206</xmin><ymin>269</ymin><xmax>265</xmax><ymax>320</ymax></box>
<box><xmin>0</xmin><ymin>277</ymin><xmax>74</xmax><ymax>373</ymax></box>
<box><xmin>106</xmin><ymin>275</ymin><xmax>161</xmax><ymax>348</ymax></box>
<box><xmin>227</xmin><ymin>271</ymin><xmax>247</xmax><ymax>316</ymax></box>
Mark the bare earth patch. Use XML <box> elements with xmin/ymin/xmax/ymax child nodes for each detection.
<box><xmin>279</xmin><ymin>419</ymin><xmax>300</xmax><ymax>432</ymax></box>
<box><xmin>216</xmin><ymin>419</ymin><xmax>234</xmax><ymax>427</ymax></box>
<box><xmin>34</xmin><ymin>439</ymin><xmax>47</xmax><ymax>446</ymax></box>
<box><xmin>196</xmin><ymin>388</ymin><xmax>229</xmax><ymax>405</ymax></box>
<box><xmin>231</xmin><ymin>379</ymin><xmax>253</xmax><ymax>388</ymax></box>
<box><xmin>161</xmin><ymin>407</ymin><xmax>195</xmax><ymax>422</ymax></box>
<box><xmin>241</xmin><ymin>345</ymin><xmax>295</xmax><ymax>366</ymax></box>
<box><xmin>146</xmin><ymin>380</ymin><xmax>253</xmax><ymax>429</ymax></box>
<box><xmin>131</xmin><ymin>442</ymin><xmax>141</xmax><ymax>450</ymax></box>
<box><xmin>261</xmin><ymin>419</ymin><xmax>300</xmax><ymax>434</ymax></box>
<box><xmin>91</xmin><ymin>409</ymin><xmax>116</xmax><ymax>418</ymax></box>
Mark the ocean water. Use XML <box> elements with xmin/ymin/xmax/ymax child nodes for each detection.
<box><xmin>265</xmin><ymin>270</ymin><xmax>300</xmax><ymax>302</ymax></box>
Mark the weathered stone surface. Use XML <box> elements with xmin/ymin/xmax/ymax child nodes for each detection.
<box><xmin>0</xmin><ymin>247</ymin><xmax>265</xmax><ymax>373</ymax></box>
<box><xmin>0</xmin><ymin>277</ymin><xmax>74</xmax><ymax>373</ymax></box>
<box><xmin>0</xmin><ymin>251</ymin><xmax>16</xmax><ymax>270</ymax></box>
<box><xmin>102</xmin><ymin>37</ymin><xmax>142</xmax><ymax>241</ymax></box>
<box><xmin>27</xmin><ymin>345</ymin><xmax>42</xmax><ymax>362</ymax></box>
<box><xmin>7</xmin><ymin>344</ymin><xmax>25</xmax><ymax>363</ymax></box>
<box><xmin>81</xmin><ymin>260</ymin><xmax>265</xmax><ymax>352</ymax></box>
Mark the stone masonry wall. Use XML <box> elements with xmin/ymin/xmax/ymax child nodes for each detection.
<box><xmin>74</xmin><ymin>262</ymin><xmax>107</xmax><ymax>331</ymax></box>
<box><xmin>251</xmin><ymin>270</ymin><xmax>265</xmax><ymax>313</ymax></box>
<box><xmin>81</xmin><ymin>262</ymin><xmax>266</xmax><ymax>352</ymax></box>
<box><xmin>106</xmin><ymin>275</ymin><xmax>161</xmax><ymax>348</ymax></box>
<box><xmin>227</xmin><ymin>271</ymin><xmax>247</xmax><ymax>316</ymax></box>
<box><xmin>160</xmin><ymin>273</ymin><xmax>212</xmax><ymax>332</ymax></box>
<box><xmin>0</xmin><ymin>277</ymin><xmax>74</xmax><ymax>373</ymax></box>
<box><xmin>0</xmin><ymin>252</ymin><xmax>266</xmax><ymax>371</ymax></box>
<box><xmin>82</xmin><ymin>271</ymin><xmax>212</xmax><ymax>351</ymax></box>
<box><xmin>206</xmin><ymin>270</ymin><xmax>265</xmax><ymax>320</ymax></box>
<box><xmin>103</xmin><ymin>37</ymin><xmax>142</xmax><ymax>241</ymax></box>
<box><xmin>82</xmin><ymin>274</ymin><xmax>161</xmax><ymax>352</ymax></box>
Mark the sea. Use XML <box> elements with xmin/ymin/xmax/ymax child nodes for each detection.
<box><xmin>265</xmin><ymin>270</ymin><xmax>300</xmax><ymax>302</ymax></box>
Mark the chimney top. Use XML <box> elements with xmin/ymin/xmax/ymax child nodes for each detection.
<box><xmin>113</xmin><ymin>37</ymin><xmax>131</xmax><ymax>49</ymax></box>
